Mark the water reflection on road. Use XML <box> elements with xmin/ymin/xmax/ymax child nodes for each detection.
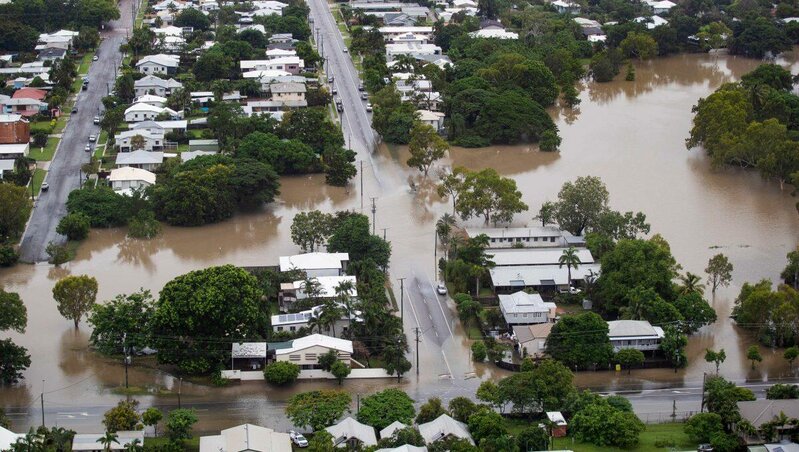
<box><xmin>2</xmin><ymin>52</ymin><xmax>799</xmax><ymax>432</ymax></box>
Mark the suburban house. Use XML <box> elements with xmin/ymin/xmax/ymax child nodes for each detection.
<box><xmin>231</xmin><ymin>342</ymin><xmax>269</xmax><ymax>371</ymax></box>
<box><xmin>272</xmin><ymin>302</ymin><xmax>362</xmax><ymax>336</ymax></box>
<box><xmin>551</xmin><ymin>0</ymin><xmax>581</xmax><ymax>14</ymax></box>
<box><xmin>513</xmin><ymin>322</ymin><xmax>554</xmax><ymax>358</ymax></box>
<box><xmin>0</xmin><ymin>114</ymin><xmax>30</xmax><ymax>144</ymax></box>
<box><xmin>416</xmin><ymin>110</ymin><xmax>445</xmax><ymax>132</ymax></box>
<box><xmin>71</xmin><ymin>431</ymin><xmax>145</xmax><ymax>452</ymax></box>
<box><xmin>108</xmin><ymin>167</ymin><xmax>156</xmax><ymax>195</ymax></box>
<box><xmin>283</xmin><ymin>275</ymin><xmax>358</xmax><ymax>301</ymax></box>
<box><xmin>199</xmin><ymin>424</ymin><xmax>292</xmax><ymax>452</ymax></box>
<box><xmin>466</xmin><ymin>226</ymin><xmax>581</xmax><ymax>248</ymax></box>
<box><xmin>124</xmin><ymin>103</ymin><xmax>181</xmax><ymax>122</ymax></box>
<box><xmin>244</xmin><ymin>99</ymin><xmax>307</xmax><ymax>114</ymax></box>
<box><xmin>273</xmin><ymin>334</ymin><xmax>353</xmax><ymax>369</ymax></box>
<box><xmin>7</xmin><ymin>88</ymin><xmax>48</xmax><ymax>116</ymax></box>
<box><xmin>240</xmin><ymin>56</ymin><xmax>304</xmax><ymax>74</ymax></box>
<box><xmin>134</xmin><ymin>75</ymin><xmax>183</xmax><ymax>97</ymax></box>
<box><xmin>418</xmin><ymin>414</ymin><xmax>474</xmax><ymax>445</ymax></box>
<box><xmin>326</xmin><ymin>417</ymin><xmax>377</xmax><ymax>449</ymax></box>
<box><xmin>131</xmin><ymin>119</ymin><xmax>187</xmax><ymax>135</ymax></box>
<box><xmin>546</xmin><ymin>412</ymin><xmax>568</xmax><ymax>437</ymax></box>
<box><xmin>385</xmin><ymin>42</ymin><xmax>442</xmax><ymax>62</ymax></box>
<box><xmin>379</xmin><ymin>421</ymin><xmax>407</xmax><ymax>440</ymax></box>
<box><xmin>607</xmin><ymin>320</ymin><xmax>664</xmax><ymax>352</ymax></box>
<box><xmin>115</xmin><ymin>129</ymin><xmax>165</xmax><ymax>152</ymax></box>
<box><xmin>469</xmin><ymin>21</ymin><xmax>519</xmax><ymax>39</ymax></box>
<box><xmin>265</xmin><ymin>48</ymin><xmax>297</xmax><ymax>60</ymax></box>
<box><xmin>188</xmin><ymin>139</ymin><xmax>220</xmax><ymax>152</ymax></box>
<box><xmin>115</xmin><ymin>150</ymin><xmax>164</xmax><ymax>171</ymax></box>
<box><xmin>499</xmin><ymin>291</ymin><xmax>556</xmax><ymax>326</ymax></box>
<box><xmin>37</xmin><ymin>47</ymin><xmax>67</xmax><ymax>61</ymax></box>
<box><xmin>488</xmin><ymin>247</ymin><xmax>600</xmax><ymax>292</ymax></box>
<box><xmin>134</xmin><ymin>94</ymin><xmax>168</xmax><ymax>108</ymax></box>
<box><xmin>136</xmin><ymin>54</ymin><xmax>180</xmax><ymax>75</ymax></box>
<box><xmin>634</xmin><ymin>15</ymin><xmax>669</xmax><ymax>29</ymax></box>
<box><xmin>279</xmin><ymin>252</ymin><xmax>350</xmax><ymax>277</ymax></box>
<box><xmin>379</xmin><ymin>26</ymin><xmax>434</xmax><ymax>43</ymax></box>
<box><xmin>644</xmin><ymin>0</ymin><xmax>676</xmax><ymax>14</ymax></box>
<box><xmin>269</xmin><ymin>82</ymin><xmax>306</xmax><ymax>102</ymax></box>
<box><xmin>737</xmin><ymin>400</ymin><xmax>799</xmax><ymax>444</ymax></box>
<box><xmin>37</xmin><ymin>29</ymin><xmax>79</xmax><ymax>49</ymax></box>
<box><xmin>0</xmin><ymin>143</ymin><xmax>29</xmax><ymax>161</ymax></box>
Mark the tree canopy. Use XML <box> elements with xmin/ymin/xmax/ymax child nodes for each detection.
<box><xmin>357</xmin><ymin>388</ymin><xmax>415</xmax><ymax>430</ymax></box>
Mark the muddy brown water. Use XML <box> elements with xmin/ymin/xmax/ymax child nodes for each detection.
<box><xmin>2</xmin><ymin>52</ymin><xmax>799</xmax><ymax>432</ymax></box>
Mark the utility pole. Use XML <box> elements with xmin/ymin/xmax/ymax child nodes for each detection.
<box><xmin>396</xmin><ymin>337</ymin><xmax>402</xmax><ymax>383</ymax></box>
<box><xmin>370</xmin><ymin>197</ymin><xmax>377</xmax><ymax>235</ymax></box>
<box><xmin>178</xmin><ymin>377</ymin><xmax>183</xmax><ymax>409</ymax></box>
<box><xmin>381</xmin><ymin>228</ymin><xmax>388</xmax><ymax>241</ymax></box>
<box><xmin>41</xmin><ymin>379</ymin><xmax>45</xmax><ymax>428</ymax></box>
<box><xmin>123</xmin><ymin>332</ymin><xmax>129</xmax><ymax>389</ymax></box>
<box><xmin>398</xmin><ymin>277</ymin><xmax>406</xmax><ymax>324</ymax></box>
<box><xmin>359</xmin><ymin>161</ymin><xmax>364</xmax><ymax>210</ymax></box>
<box><xmin>434</xmin><ymin>230</ymin><xmax>438</xmax><ymax>279</ymax></box>
<box><xmin>414</xmin><ymin>327</ymin><xmax>420</xmax><ymax>375</ymax></box>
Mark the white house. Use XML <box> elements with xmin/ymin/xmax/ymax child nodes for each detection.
<box><xmin>418</xmin><ymin>414</ymin><xmax>474</xmax><ymax>445</ymax></box>
<box><xmin>469</xmin><ymin>22</ymin><xmax>518</xmax><ymax>39</ymax></box>
<box><xmin>199</xmin><ymin>424</ymin><xmax>292</xmax><ymax>452</ymax></box>
<box><xmin>240</xmin><ymin>56</ymin><xmax>304</xmax><ymax>74</ymax></box>
<box><xmin>513</xmin><ymin>322</ymin><xmax>554</xmax><ymax>358</ymax></box>
<box><xmin>115</xmin><ymin>129</ymin><xmax>165</xmax><ymax>152</ymax></box>
<box><xmin>37</xmin><ymin>29</ymin><xmax>78</xmax><ymax>49</ymax></box>
<box><xmin>634</xmin><ymin>15</ymin><xmax>669</xmax><ymax>29</ymax></box>
<box><xmin>376</xmin><ymin>446</ymin><xmax>427</xmax><ymax>452</ymax></box>
<box><xmin>498</xmin><ymin>291</ymin><xmax>556</xmax><ymax>325</ymax></box>
<box><xmin>136</xmin><ymin>54</ymin><xmax>180</xmax><ymax>75</ymax></box>
<box><xmin>416</xmin><ymin>110</ymin><xmax>445</xmax><ymax>132</ymax></box>
<box><xmin>378</xmin><ymin>26</ymin><xmax>434</xmax><ymax>43</ymax></box>
<box><xmin>489</xmin><ymin>247</ymin><xmax>595</xmax><ymax>267</ymax></box>
<box><xmin>551</xmin><ymin>0</ymin><xmax>581</xmax><ymax>14</ymax></box>
<box><xmin>271</xmin><ymin>301</ymin><xmax>361</xmax><ymax>336</ymax></box>
<box><xmin>134</xmin><ymin>94</ymin><xmax>168</xmax><ymax>108</ymax></box>
<box><xmin>265</xmin><ymin>48</ymin><xmax>297</xmax><ymax>60</ymax></box>
<box><xmin>0</xmin><ymin>427</ymin><xmax>22</xmax><ymax>451</ymax></box>
<box><xmin>115</xmin><ymin>150</ymin><xmax>164</xmax><ymax>171</ymax></box>
<box><xmin>0</xmin><ymin>143</ymin><xmax>29</xmax><ymax>160</ymax></box>
<box><xmin>490</xmin><ymin>264</ymin><xmax>600</xmax><ymax>292</ymax></box>
<box><xmin>181</xmin><ymin>150</ymin><xmax>217</xmax><ymax>162</ymax></box>
<box><xmin>124</xmin><ymin>103</ymin><xmax>180</xmax><ymax>122</ymax></box>
<box><xmin>274</xmin><ymin>334</ymin><xmax>353</xmax><ymax>368</ymax></box>
<box><xmin>385</xmin><ymin>42</ymin><xmax>442</xmax><ymax>62</ymax></box>
<box><xmin>286</xmin><ymin>275</ymin><xmax>358</xmax><ymax>300</ymax></box>
<box><xmin>645</xmin><ymin>0</ymin><xmax>676</xmax><ymax>14</ymax></box>
<box><xmin>326</xmin><ymin>417</ymin><xmax>377</xmax><ymax>449</ymax></box>
<box><xmin>108</xmin><ymin>167</ymin><xmax>156</xmax><ymax>194</ymax></box>
<box><xmin>379</xmin><ymin>421</ymin><xmax>408</xmax><ymax>440</ymax></box>
<box><xmin>279</xmin><ymin>252</ymin><xmax>349</xmax><ymax>277</ymax></box>
<box><xmin>134</xmin><ymin>75</ymin><xmax>183</xmax><ymax>97</ymax></box>
<box><xmin>607</xmin><ymin>320</ymin><xmax>665</xmax><ymax>352</ymax></box>
<box><xmin>131</xmin><ymin>119</ymin><xmax>187</xmax><ymax>134</ymax></box>
<box><xmin>269</xmin><ymin>82</ymin><xmax>306</xmax><ymax>102</ymax></box>
<box><xmin>72</xmin><ymin>431</ymin><xmax>145</xmax><ymax>452</ymax></box>
<box><xmin>467</xmin><ymin>226</ymin><xmax>569</xmax><ymax>248</ymax></box>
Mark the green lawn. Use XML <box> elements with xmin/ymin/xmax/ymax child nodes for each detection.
<box><xmin>28</xmin><ymin>137</ymin><xmax>58</xmax><ymax>161</ymax></box>
<box><xmin>143</xmin><ymin>437</ymin><xmax>199</xmax><ymax>452</ymax></box>
<box><xmin>551</xmin><ymin>423</ymin><xmax>697</xmax><ymax>452</ymax></box>
<box><xmin>54</xmin><ymin>115</ymin><xmax>68</xmax><ymax>133</ymax></box>
<box><xmin>77</xmin><ymin>52</ymin><xmax>95</xmax><ymax>74</ymax></box>
<box><xmin>30</xmin><ymin>168</ymin><xmax>46</xmax><ymax>196</ymax></box>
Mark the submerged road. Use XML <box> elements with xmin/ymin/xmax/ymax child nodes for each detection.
<box><xmin>18</xmin><ymin>1</ymin><xmax>133</xmax><ymax>263</ymax></box>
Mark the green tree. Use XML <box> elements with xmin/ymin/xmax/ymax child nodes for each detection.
<box><xmin>77</xmin><ymin>0</ymin><xmax>120</xmax><ymax>26</ymax></box>
<box><xmin>448</xmin><ymin>397</ymin><xmax>478</xmax><ymax>423</ymax></box>
<box><xmin>467</xmin><ymin>408</ymin><xmax>507</xmax><ymax>445</ymax></box>
<box><xmin>746</xmin><ymin>345</ymin><xmax>762</xmax><ymax>369</ymax></box>
<box><xmin>784</xmin><ymin>346</ymin><xmax>799</xmax><ymax>367</ymax></box>
<box><xmin>103</xmin><ymin>400</ymin><xmax>140</xmax><ymax>432</ymax></box>
<box><xmin>52</xmin><ymin>275</ymin><xmax>99</xmax><ymax>328</ymax></box>
<box><xmin>766</xmin><ymin>383</ymin><xmax>799</xmax><ymax>399</ymax></box>
<box><xmin>141</xmin><ymin>408</ymin><xmax>163</xmax><ymax>437</ymax></box>
<box><xmin>570</xmin><ymin>401</ymin><xmax>645</xmax><ymax>448</ymax></box>
<box><xmin>704</xmin><ymin>375</ymin><xmax>755</xmax><ymax>428</ymax></box>
<box><xmin>615</xmin><ymin>349</ymin><xmax>645</xmax><ymax>374</ymax></box>
<box><xmin>193</xmin><ymin>49</ymin><xmax>233</xmax><ymax>82</ymax></box>
<box><xmin>705</xmin><ymin>254</ymin><xmax>734</xmax><ymax>294</ymax></box>
<box><xmin>285</xmin><ymin>390</ymin><xmax>351</xmax><ymax>431</ymax></box>
<box><xmin>678</xmin><ymin>272</ymin><xmax>706</xmax><ymax>296</ymax></box>
<box><xmin>165</xmin><ymin>409</ymin><xmax>198</xmax><ymax>441</ymax></box>
<box><xmin>56</xmin><ymin>213</ymin><xmax>91</xmax><ymax>241</ymax></box>
<box><xmin>705</xmin><ymin>348</ymin><xmax>727</xmax><ymax>374</ymax></box>
<box><xmin>330</xmin><ymin>361</ymin><xmax>350</xmax><ymax>384</ymax></box>
<box><xmin>357</xmin><ymin>388</ymin><xmax>415</xmax><ymax>430</ymax></box>
<box><xmin>696</xmin><ymin>22</ymin><xmax>732</xmax><ymax>51</ymax></box>
<box><xmin>115</xmin><ymin>73</ymin><xmax>135</xmax><ymax>103</ymax></box>
<box><xmin>407</xmin><ymin>122</ymin><xmax>448</xmax><ymax>176</ymax></box>
<box><xmin>437</xmin><ymin>167</ymin><xmax>467</xmax><ymax>214</ymax></box>
<box><xmin>327</xmin><ymin>214</ymin><xmax>391</xmax><ymax>268</ymax></box>
<box><xmin>0</xmin><ymin>184</ymin><xmax>32</xmax><ymax>242</ymax></box>
<box><xmin>263</xmin><ymin>361</ymin><xmax>301</xmax><ymax>385</ymax></box>
<box><xmin>0</xmin><ymin>289</ymin><xmax>27</xmax><ymax>333</ymax></box>
<box><xmin>88</xmin><ymin>290</ymin><xmax>155</xmax><ymax>355</ymax></box>
<box><xmin>376</xmin><ymin>427</ymin><xmax>425</xmax><ymax>448</ymax></box>
<box><xmin>516</xmin><ymin>427</ymin><xmax>549</xmax><ymax>451</ymax></box>
<box><xmin>476</xmin><ymin>380</ymin><xmax>504</xmax><ymax>412</ymax></box>
<box><xmin>127</xmin><ymin>210</ymin><xmax>161</xmax><ymax>239</ymax></box>
<box><xmin>782</xmin><ymin>248</ymin><xmax>799</xmax><ymax>289</ymax></box>
<box><xmin>620</xmin><ymin>31</ymin><xmax>658</xmax><ymax>59</ymax></box>
<box><xmin>0</xmin><ymin>339</ymin><xmax>31</xmax><ymax>384</ymax></box>
<box><xmin>416</xmin><ymin>397</ymin><xmax>448</xmax><ymax>424</ymax></box>
<box><xmin>551</xmin><ymin>176</ymin><xmax>609</xmax><ymax>236</ymax></box>
<box><xmin>672</xmin><ymin>292</ymin><xmax>717</xmax><ymax>334</ymax></box>
<box><xmin>174</xmin><ymin>8</ymin><xmax>210</xmax><ymax>30</ymax></box>
<box><xmin>324</xmin><ymin>148</ymin><xmax>357</xmax><ymax>187</ymax></box>
<box><xmin>471</xmin><ymin>341</ymin><xmax>487</xmax><ymax>362</ymax></box>
<box><xmin>150</xmin><ymin>266</ymin><xmax>266</xmax><ymax>374</ymax></box>
<box><xmin>66</xmin><ymin>186</ymin><xmax>135</xmax><ymax>227</ymax></box>
<box><xmin>98</xmin><ymin>432</ymin><xmax>119</xmax><ymax>452</ymax></box>
<box><xmin>290</xmin><ymin>211</ymin><xmax>332</xmax><ymax>252</ymax></box>
<box><xmin>684</xmin><ymin>412</ymin><xmax>725</xmax><ymax>443</ymax></box>
<box><xmin>455</xmin><ymin>168</ymin><xmax>528</xmax><ymax>225</ymax></box>
<box><xmin>729</xmin><ymin>17</ymin><xmax>792</xmax><ymax>58</ymax></box>
<box><xmin>546</xmin><ymin>312</ymin><xmax>613</xmax><ymax>370</ymax></box>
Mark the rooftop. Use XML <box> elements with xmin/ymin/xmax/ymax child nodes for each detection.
<box><xmin>418</xmin><ymin>414</ymin><xmax>473</xmax><ymax>445</ymax></box>
<box><xmin>72</xmin><ymin>431</ymin><xmax>144</xmax><ymax>451</ymax></box>
<box><xmin>490</xmin><ymin>262</ymin><xmax>601</xmax><ymax>287</ymax></box>
<box><xmin>109</xmin><ymin>167</ymin><xmax>157</xmax><ymax>184</ymax></box>
<box><xmin>607</xmin><ymin>320</ymin><xmax>664</xmax><ymax>339</ymax></box>
<box><xmin>513</xmin><ymin>322</ymin><xmax>554</xmax><ymax>344</ymax></box>
<box><xmin>325</xmin><ymin>417</ymin><xmax>377</xmax><ymax>447</ymax></box>
<box><xmin>738</xmin><ymin>400</ymin><xmax>799</xmax><ymax>428</ymax></box>
<box><xmin>199</xmin><ymin>424</ymin><xmax>292</xmax><ymax>452</ymax></box>
<box><xmin>279</xmin><ymin>252</ymin><xmax>349</xmax><ymax>272</ymax></box>
<box><xmin>499</xmin><ymin>291</ymin><xmax>553</xmax><ymax>314</ymax></box>
<box><xmin>116</xmin><ymin>150</ymin><xmax>164</xmax><ymax>165</ymax></box>
<box><xmin>490</xmin><ymin>247</ymin><xmax>595</xmax><ymax>266</ymax></box>
<box><xmin>275</xmin><ymin>334</ymin><xmax>353</xmax><ymax>356</ymax></box>
<box><xmin>466</xmin><ymin>226</ymin><xmax>563</xmax><ymax>239</ymax></box>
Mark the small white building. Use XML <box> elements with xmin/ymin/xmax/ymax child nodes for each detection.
<box><xmin>134</xmin><ymin>94</ymin><xmax>168</xmax><ymax>108</ymax></box>
<box><xmin>279</xmin><ymin>252</ymin><xmax>349</xmax><ymax>277</ymax></box>
<box><xmin>135</xmin><ymin>54</ymin><xmax>180</xmax><ymax>75</ymax></box>
<box><xmin>499</xmin><ymin>291</ymin><xmax>556</xmax><ymax>325</ymax></box>
<box><xmin>0</xmin><ymin>143</ymin><xmax>29</xmax><ymax>160</ymax></box>
<box><xmin>469</xmin><ymin>26</ymin><xmax>518</xmax><ymax>39</ymax></box>
<box><xmin>418</xmin><ymin>414</ymin><xmax>474</xmax><ymax>445</ymax></box>
<box><xmin>644</xmin><ymin>0</ymin><xmax>676</xmax><ymax>14</ymax></box>
<box><xmin>607</xmin><ymin>320</ymin><xmax>665</xmax><ymax>352</ymax></box>
<box><xmin>265</xmin><ymin>48</ymin><xmax>297</xmax><ymax>60</ymax></box>
<box><xmin>551</xmin><ymin>0</ymin><xmax>581</xmax><ymax>14</ymax></box>
<box><xmin>379</xmin><ymin>26</ymin><xmax>434</xmax><ymax>43</ymax></box>
<box><xmin>108</xmin><ymin>167</ymin><xmax>156</xmax><ymax>194</ymax></box>
<box><xmin>274</xmin><ymin>334</ymin><xmax>353</xmax><ymax>368</ymax></box>
<box><xmin>466</xmin><ymin>226</ymin><xmax>569</xmax><ymax>248</ymax></box>
<box><xmin>115</xmin><ymin>129</ymin><xmax>165</xmax><ymax>152</ymax></box>
<box><xmin>634</xmin><ymin>15</ymin><xmax>669</xmax><ymax>29</ymax></box>
<box><xmin>416</xmin><ymin>110</ymin><xmax>445</xmax><ymax>132</ymax></box>
<box><xmin>376</xmin><ymin>446</ymin><xmax>427</xmax><ymax>452</ymax></box>
<box><xmin>269</xmin><ymin>82</ymin><xmax>306</xmax><ymax>102</ymax></box>
<box><xmin>199</xmin><ymin>424</ymin><xmax>292</xmax><ymax>452</ymax></box>
<box><xmin>513</xmin><ymin>322</ymin><xmax>554</xmax><ymax>358</ymax></box>
<box><xmin>71</xmin><ymin>431</ymin><xmax>145</xmax><ymax>452</ymax></box>
<box><xmin>134</xmin><ymin>75</ymin><xmax>183</xmax><ymax>97</ymax></box>
<box><xmin>385</xmin><ymin>42</ymin><xmax>442</xmax><ymax>62</ymax></box>
<box><xmin>124</xmin><ymin>103</ymin><xmax>181</xmax><ymax>122</ymax></box>
<box><xmin>240</xmin><ymin>56</ymin><xmax>304</xmax><ymax>74</ymax></box>
<box><xmin>326</xmin><ymin>417</ymin><xmax>377</xmax><ymax>449</ymax></box>
<box><xmin>115</xmin><ymin>150</ymin><xmax>164</xmax><ymax>171</ymax></box>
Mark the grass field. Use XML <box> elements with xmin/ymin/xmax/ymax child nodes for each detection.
<box><xmin>30</xmin><ymin>168</ymin><xmax>46</xmax><ymax>196</ymax></box>
<box><xmin>552</xmin><ymin>423</ymin><xmax>697</xmax><ymax>451</ymax></box>
<box><xmin>27</xmin><ymin>137</ymin><xmax>59</xmax><ymax>161</ymax></box>
<box><xmin>78</xmin><ymin>52</ymin><xmax>96</xmax><ymax>74</ymax></box>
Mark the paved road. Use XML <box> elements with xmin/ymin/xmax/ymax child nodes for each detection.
<box><xmin>18</xmin><ymin>2</ymin><xmax>133</xmax><ymax>263</ymax></box>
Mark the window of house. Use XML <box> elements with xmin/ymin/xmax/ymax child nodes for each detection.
<box><xmin>305</xmin><ymin>353</ymin><xmax>316</xmax><ymax>361</ymax></box>
<box><xmin>289</xmin><ymin>354</ymin><xmax>301</xmax><ymax>361</ymax></box>
<box><xmin>533</xmin><ymin>237</ymin><xmax>538</xmax><ymax>242</ymax></box>
<box><xmin>289</xmin><ymin>326</ymin><xmax>295</xmax><ymax>332</ymax></box>
<box><xmin>550</xmin><ymin>237</ymin><xmax>556</xmax><ymax>242</ymax></box>
<box><xmin>276</xmin><ymin>326</ymin><xmax>283</xmax><ymax>331</ymax></box>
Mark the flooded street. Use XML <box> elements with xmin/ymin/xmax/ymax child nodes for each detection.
<box><xmin>2</xmin><ymin>52</ymin><xmax>799</xmax><ymax>432</ymax></box>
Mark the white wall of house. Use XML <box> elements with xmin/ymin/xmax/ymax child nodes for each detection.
<box><xmin>275</xmin><ymin>345</ymin><xmax>351</xmax><ymax>368</ymax></box>
<box><xmin>111</xmin><ymin>179</ymin><xmax>152</xmax><ymax>191</ymax></box>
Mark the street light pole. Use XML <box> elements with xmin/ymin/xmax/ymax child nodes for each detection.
<box><xmin>398</xmin><ymin>277</ymin><xmax>406</xmax><ymax>324</ymax></box>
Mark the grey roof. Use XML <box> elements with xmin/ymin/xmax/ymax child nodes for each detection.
<box><xmin>418</xmin><ymin>414</ymin><xmax>473</xmax><ymax>445</ymax></box>
<box><xmin>738</xmin><ymin>400</ymin><xmax>799</xmax><ymax>428</ymax></box>
<box><xmin>135</xmin><ymin>75</ymin><xmax>183</xmax><ymax>89</ymax></box>
<box><xmin>512</xmin><ymin>323</ymin><xmax>553</xmax><ymax>344</ymax></box>
<box><xmin>490</xmin><ymin>248</ymin><xmax>594</xmax><ymax>266</ymax></box>
<box><xmin>376</xmin><ymin>446</ymin><xmax>427</xmax><ymax>452</ymax></box>
<box><xmin>130</xmin><ymin>120</ymin><xmax>165</xmax><ymax>131</ymax></box>
<box><xmin>269</xmin><ymin>82</ymin><xmax>306</xmax><ymax>93</ymax></box>
<box><xmin>116</xmin><ymin>150</ymin><xmax>164</xmax><ymax>165</ymax></box>
<box><xmin>607</xmin><ymin>320</ymin><xmax>661</xmax><ymax>339</ymax></box>
<box><xmin>379</xmin><ymin>421</ymin><xmax>407</xmax><ymax>440</ymax></box>
<box><xmin>499</xmin><ymin>291</ymin><xmax>551</xmax><ymax>314</ymax></box>
<box><xmin>231</xmin><ymin>342</ymin><xmax>267</xmax><ymax>358</ymax></box>
<box><xmin>326</xmin><ymin>417</ymin><xmax>377</xmax><ymax>447</ymax></box>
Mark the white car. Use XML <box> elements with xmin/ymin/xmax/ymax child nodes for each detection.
<box><xmin>366</xmin><ymin>103</ymin><xmax>372</xmax><ymax>112</ymax></box>
<box><xmin>84</xmin><ymin>144</ymin><xmax>92</xmax><ymax>152</ymax></box>
<box><xmin>559</xmin><ymin>287</ymin><xmax>582</xmax><ymax>295</ymax></box>
<box><xmin>93</xmin><ymin>116</ymin><xmax>100</xmax><ymax>125</ymax></box>
<box><xmin>343</xmin><ymin>48</ymin><xmax>348</xmax><ymax>53</ymax></box>
<box><xmin>89</xmin><ymin>134</ymin><xmax>96</xmax><ymax>142</ymax></box>
<box><xmin>289</xmin><ymin>431</ymin><xmax>308</xmax><ymax>448</ymax></box>
<box><xmin>436</xmin><ymin>283</ymin><xmax>447</xmax><ymax>295</ymax></box>
<box><xmin>92</xmin><ymin>55</ymin><xmax>99</xmax><ymax>61</ymax></box>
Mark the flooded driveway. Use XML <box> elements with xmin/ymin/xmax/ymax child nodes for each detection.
<box><xmin>2</xmin><ymin>52</ymin><xmax>798</xmax><ymax>432</ymax></box>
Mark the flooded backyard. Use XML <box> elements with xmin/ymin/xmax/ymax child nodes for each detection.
<box><xmin>2</xmin><ymin>51</ymin><xmax>799</xmax><ymax>432</ymax></box>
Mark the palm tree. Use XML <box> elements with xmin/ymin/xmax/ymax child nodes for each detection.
<box><xmin>558</xmin><ymin>247</ymin><xmax>581</xmax><ymax>290</ymax></box>
<box><xmin>334</xmin><ymin>280</ymin><xmax>355</xmax><ymax>320</ymax></box>
<box><xmin>678</xmin><ymin>272</ymin><xmax>706</xmax><ymax>296</ymax></box>
<box><xmin>98</xmin><ymin>432</ymin><xmax>119</xmax><ymax>452</ymax></box>
<box><xmin>306</xmin><ymin>314</ymin><xmax>324</xmax><ymax>334</ymax></box>
<box><xmin>46</xmin><ymin>427</ymin><xmax>75</xmax><ymax>452</ymax></box>
<box><xmin>436</xmin><ymin>213</ymin><xmax>456</xmax><ymax>248</ymax></box>
<box><xmin>124</xmin><ymin>438</ymin><xmax>142</xmax><ymax>452</ymax></box>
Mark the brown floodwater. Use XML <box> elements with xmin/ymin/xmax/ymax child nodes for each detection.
<box><xmin>2</xmin><ymin>51</ymin><xmax>799</xmax><ymax>432</ymax></box>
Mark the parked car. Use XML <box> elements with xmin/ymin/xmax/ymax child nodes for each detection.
<box><xmin>358</xmin><ymin>83</ymin><xmax>364</xmax><ymax>91</ymax></box>
<box><xmin>93</xmin><ymin>116</ymin><xmax>100</xmax><ymax>125</ymax></box>
<box><xmin>88</xmin><ymin>134</ymin><xmax>96</xmax><ymax>142</ymax></box>
<box><xmin>81</xmin><ymin>84</ymin><xmax>87</xmax><ymax>91</ymax></box>
<box><xmin>558</xmin><ymin>287</ymin><xmax>582</xmax><ymax>295</ymax></box>
<box><xmin>436</xmin><ymin>283</ymin><xmax>447</xmax><ymax>295</ymax></box>
<box><xmin>360</xmin><ymin>92</ymin><xmax>367</xmax><ymax>100</ymax></box>
<box><xmin>289</xmin><ymin>431</ymin><xmax>308</xmax><ymax>448</ymax></box>
<box><xmin>84</xmin><ymin>144</ymin><xmax>91</xmax><ymax>152</ymax></box>
<box><xmin>342</xmin><ymin>48</ymin><xmax>348</xmax><ymax>53</ymax></box>
<box><xmin>92</xmin><ymin>55</ymin><xmax>98</xmax><ymax>61</ymax></box>
<box><xmin>366</xmin><ymin>103</ymin><xmax>372</xmax><ymax>112</ymax></box>
<box><xmin>327</xmin><ymin>76</ymin><xmax>334</xmax><ymax>83</ymax></box>
<box><xmin>40</xmin><ymin>182</ymin><xmax>49</xmax><ymax>192</ymax></box>
<box><xmin>71</xmin><ymin>107</ymin><xmax>77</xmax><ymax>113</ymax></box>
<box><xmin>331</xmin><ymin>87</ymin><xmax>337</xmax><ymax>95</ymax></box>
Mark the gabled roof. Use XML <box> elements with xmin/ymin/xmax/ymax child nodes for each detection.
<box><xmin>738</xmin><ymin>400</ymin><xmax>799</xmax><ymax>428</ymax></box>
<box><xmin>607</xmin><ymin>320</ymin><xmax>663</xmax><ymax>339</ymax></box>
<box><xmin>72</xmin><ymin>431</ymin><xmax>144</xmax><ymax>451</ymax></box>
<box><xmin>499</xmin><ymin>291</ymin><xmax>552</xmax><ymax>314</ymax></box>
<box><xmin>279</xmin><ymin>252</ymin><xmax>349</xmax><ymax>272</ymax></box>
<box><xmin>12</xmin><ymin>87</ymin><xmax>47</xmax><ymax>100</ymax></box>
<box><xmin>376</xmin><ymin>445</ymin><xmax>427</xmax><ymax>452</ymax></box>
<box><xmin>379</xmin><ymin>421</ymin><xmax>407</xmax><ymax>439</ymax></box>
<box><xmin>136</xmin><ymin>54</ymin><xmax>180</xmax><ymax>68</ymax></box>
<box><xmin>125</xmin><ymin>102</ymin><xmax>166</xmax><ymax>114</ymax></box>
<box><xmin>513</xmin><ymin>322</ymin><xmax>554</xmax><ymax>344</ymax></box>
<box><xmin>116</xmin><ymin>150</ymin><xmax>164</xmax><ymax>166</ymax></box>
<box><xmin>275</xmin><ymin>334</ymin><xmax>353</xmax><ymax>356</ymax></box>
<box><xmin>134</xmin><ymin>75</ymin><xmax>184</xmax><ymax>89</ymax></box>
<box><xmin>418</xmin><ymin>414</ymin><xmax>473</xmax><ymax>444</ymax></box>
<box><xmin>270</xmin><ymin>82</ymin><xmax>306</xmax><ymax>93</ymax></box>
<box><xmin>231</xmin><ymin>342</ymin><xmax>268</xmax><ymax>358</ymax></box>
<box><xmin>0</xmin><ymin>427</ymin><xmax>22</xmax><ymax>451</ymax></box>
<box><xmin>109</xmin><ymin>167</ymin><xmax>157</xmax><ymax>184</ymax></box>
<box><xmin>325</xmin><ymin>417</ymin><xmax>377</xmax><ymax>446</ymax></box>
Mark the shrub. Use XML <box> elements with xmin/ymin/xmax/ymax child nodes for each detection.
<box><xmin>32</xmin><ymin>130</ymin><xmax>49</xmax><ymax>148</ymax></box>
<box><xmin>127</xmin><ymin>210</ymin><xmax>161</xmax><ymax>239</ymax></box>
<box><xmin>56</xmin><ymin>213</ymin><xmax>91</xmax><ymax>240</ymax></box>
<box><xmin>46</xmin><ymin>242</ymin><xmax>73</xmax><ymax>265</ymax></box>
<box><xmin>471</xmin><ymin>341</ymin><xmax>487</xmax><ymax>362</ymax></box>
<box><xmin>539</xmin><ymin>129</ymin><xmax>561</xmax><ymax>152</ymax></box>
<box><xmin>453</xmin><ymin>135</ymin><xmax>490</xmax><ymax>148</ymax></box>
<box><xmin>263</xmin><ymin>361</ymin><xmax>300</xmax><ymax>385</ymax></box>
<box><xmin>0</xmin><ymin>245</ymin><xmax>19</xmax><ymax>267</ymax></box>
